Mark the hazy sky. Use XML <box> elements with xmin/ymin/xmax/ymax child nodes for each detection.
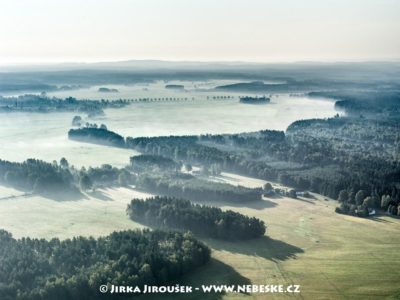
<box><xmin>0</xmin><ymin>0</ymin><xmax>399</xmax><ymax>64</ymax></box>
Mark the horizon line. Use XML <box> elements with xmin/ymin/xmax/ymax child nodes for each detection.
<box><xmin>1</xmin><ymin>58</ymin><xmax>400</xmax><ymax>68</ymax></box>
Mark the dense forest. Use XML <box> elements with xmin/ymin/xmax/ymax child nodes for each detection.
<box><xmin>308</xmin><ymin>90</ymin><xmax>400</xmax><ymax>116</ymax></box>
<box><xmin>68</xmin><ymin>127</ymin><xmax>126</xmax><ymax>148</ymax></box>
<box><xmin>0</xmin><ymin>158</ymin><xmax>136</xmax><ymax>195</ymax></box>
<box><xmin>81</xmin><ymin>164</ymin><xmax>135</xmax><ymax>189</ymax></box>
<box><xmin>0</xmin><ymin>159</ymin><xmax>76</xmax><ymax>195</ymax></box>
<box><xmin>239</xmin><ymin>95</ymin><xmax>270</xmax><ymax>104</ymax></box>
<box><xmin>135</xmin><ymin>171</ymin><xmax>261</xmax><ymax>203</ymax></box>
<box><xmin>129</xmin><ymin>155</ymin><xmax>181</xmax><ymax>172</ymax></box>
<box><xmin>128</xmin><ymin>154</ymin><xmax>261</xmax><ymax>203</ymax></box>
<box><xmin>0</xmin><ymin>229</ymin><xmax>210</xmax><ymax>300</ymax></box>
<box><xmin>98</xmin><ymin>87</ymin><xmax>119</xmax><ymax>93</ymax></box>
<box><xmin>165</xmin><ymin>84</ymin><xmax>184</xmax><ymax>90</ymax></box>
<box><xmin>127</xmin><ymin>196</ymin><xmax>266</xmax><ymax>240</ymax></box>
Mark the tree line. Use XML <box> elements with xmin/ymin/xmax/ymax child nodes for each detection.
<box><xmin>0</xmin><ymin>157</ymin><xmax>139</xmax><ymax>196</ymax></box>
<box><xmin>129</xmin><ymin>155</ymin><xmax>181</xmax><ymax>172</ymax></box>
<box><xmin>127</xmin><ymin>196</ymin><xmax>266</xmax><ymax>240</ymax></box>
<box><xmin>335</xmin><ymin>189</ymin><xmax>400</xmax><ymax>217</ymax></box>
<box><xmin>0</xmin><ymin>159</ymin><xmax>75</xmax><ymax>195</ymax></box>
<box><xmin>135</xmin><ymin>171</ymin><xmax>261</xmax><ymax>203</ymax></box>
<box><xmin>68</xmin><ymin>127</ymin><xmax>125</xmax><ymax>148</ymax></box>
<box><xmin>0</xmin><ymin>94</ymin><xmax>130</xmax><ymax>115</ymax></box>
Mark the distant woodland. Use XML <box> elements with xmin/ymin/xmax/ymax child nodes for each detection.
<box><xmin>0</xmin><ymin>94</ymin><xmax>129</xmax><ymax>116</ymax></box>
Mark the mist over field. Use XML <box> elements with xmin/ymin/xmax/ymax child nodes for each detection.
<box><xmin>0</xmin><ymin>81</ymin><xmax>337</xmax><ymax>167</ymax></box>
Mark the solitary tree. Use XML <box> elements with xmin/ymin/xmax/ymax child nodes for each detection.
<box><xmin>72</xmin><ymin>115</ymin><xmax>82</xmax><ymax>126</ymax></box>
<box><xmin>263</xmin><ymin>183</ymin><xmax>273</xmax><ymax>192</ymax></box>
<box><xmin>355</xmin><ymin>190</ymin><xmax>365</xmax><ymax>205</ymax></box>
<box><xmin>348</xmin><ymin>190</ymin><xmax>355</xmax><ymax>204</ymax></box>
<box><xmin>363</xmin><ymin>196</ymin><xmax>375</xmax><ymax>208</ymax></box>
<box><xmin>79</xmin><ymin>175</ymin><xmax>93</xmax><ymax>191</ymax></box>
<box><xmin>288</xmin><ymin>189</ymin><xmax>297</xmax><ymax>199</ymax></box>
<box><xmin>118</xmin><ymin>172</ymin><xmax>129</xmax><ymax>186</ymax></box>
<box><xmin>338</xmin><ymin>190</ymin><xmax>348</xmax><ymax>202</ymax></box>
<box><xmin>381</xmin><ymin>195</ymin><xmax>391</xmax><ymax>210</ymax></box>
<box><xmin>60</xmin><ymin>157</ymin><xmax>69</xmax><ymax>168</ymax></box>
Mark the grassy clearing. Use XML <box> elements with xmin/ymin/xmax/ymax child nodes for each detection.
<box><xmin>0</xmin><ymin>186</ymin><xmax>151</xmax><ymax>239</ymax></box>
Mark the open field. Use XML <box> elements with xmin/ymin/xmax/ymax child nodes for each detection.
<box><xmin>1</xmin><ymin>173</ymin><xmax>399</xmax><ymax>299</ymax></box>
<box><xmin>0</xmin><ymin>185</ymin><xmax>151</xmax><ymax>239</ymax></box>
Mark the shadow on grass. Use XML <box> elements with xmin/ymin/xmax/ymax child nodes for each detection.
<box><xmin>294</xmin><ymin>197</ymin><xmax>315</xmax><ymax>205</ymax></box>
<box><xmin>265</xmin><ymin>193</ymin><xmax>315</xmax><ymax>205</ymax></box>
<box><xmin>87</xmin><ymin>190</ymin><xmax>113</xmax><ymax>201</ymax></box>
<box><xmin>204</xmin><ymin>236</ymin><xmax>304</xmax><ymax>262</ymax></box>
<box><xmin>264</xmin><ymin>193</ymin><xmax>284</xmax><ymax>199</ymax></box>
<box><xmin>0</xmin><ymin>182</ymin><xmax>87</xmax><ymax>201</ymax></box>
<box><xmin>197</xmin><ymin>198</ymin><xmax>277</xmax><ymax>211</ymax></box>
<box><xmin>0</xmin><ymin>183</ymin><xmax>36</xmax><ymax>200</ymax></box>
<box><xmin>339</xmin><ymin>211</ymin><xmax>397</xmax><ymax>223</ymax></box>
<box><xmin>38</xmin><ymin>189</ymin><xmax>86</xmax><ymax>201</ymax></box>
<box><xmin>132</xmin><ymin>186</ymin><xmax>277</xmax><ymax>210</ymax></box>
<box><xmin>138</xmin><ymin>258</ymin><xmax>252</xmax><ymax>300</ymax></box>
<box><xmin>0</xmin><ymin>192</ymin><xmax>35</xmax><ymax>201</ymax></box>
<box><xmin>369</xmin><ymin>216</ymin><xmax>395</xmax><ymax>223</ymax></box>
<box><xmin>131</xmin><ymin>219</ymin><xmax>303</xmax><ymax>262</ymax></box>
